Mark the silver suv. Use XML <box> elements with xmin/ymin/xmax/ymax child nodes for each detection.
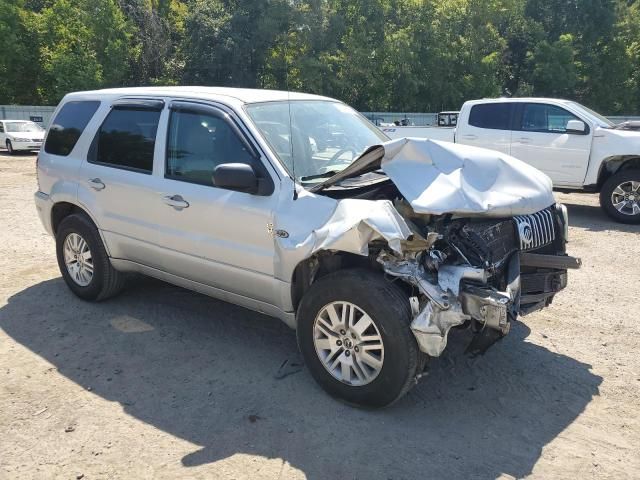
<box><xmin>35</xmin><ymin>87</ymin><xmax>581</xmax><ymax>407</ymax></box>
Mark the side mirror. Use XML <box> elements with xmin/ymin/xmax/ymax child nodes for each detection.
<box><xmin>213</xmin><ymin>163</ymin><xmax>258</xmax><ymax>194</ymax></box>
<box><xmin>566</xmin><ymin>120</ymin><xmax>587</xmax><ymax>134</ymax></box>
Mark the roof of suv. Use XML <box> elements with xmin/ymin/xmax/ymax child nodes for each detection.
<box><xmin>64</xmin><ymin>86</ymin><xmax>335</xmax><ymax>105</ymax></box>
<box><xmin>466</xmin><ymin>97</ymin><xmax>574</xmax><ymax>106</ymax></box>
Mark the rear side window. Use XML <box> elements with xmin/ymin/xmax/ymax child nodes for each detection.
<box><xmin>91</xmin><ymin>108</ymin><xmax>161</xmax><ymax>174</ymax></box>
<box><xmin>45</xmin><ymin>101</ymin><xmax>100</xmax><ymax>156</ymax></box>
<box><xmin>468</xmin><ymin>103</ymin><xmax>512</xmax><ymax>130</ymax></box>
<box><xmin>0</xmin><ymin>123</ymin><xmax>4</xmax><ymax>133</ymax></box>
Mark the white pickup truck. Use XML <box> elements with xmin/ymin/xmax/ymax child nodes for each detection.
<box><xmin>380</xmin><ymin>98</ymin><xmax>640</xmax><ymax>223</ymax></box>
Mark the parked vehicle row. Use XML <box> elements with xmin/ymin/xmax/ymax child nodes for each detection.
<box><xmin>34</xmin><ymin>87</ymin><xmax>580</xmax><ymax>407</ymax></box>
<box><xmin>381</xmin><ymin>98</ymin><xmax>640</xmax><ymax>223</ymax></box>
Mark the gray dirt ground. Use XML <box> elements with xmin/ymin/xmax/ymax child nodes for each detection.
<box><xmin>0</xmin><ymin>152</ymin><xmax>639</xmax><ymax>480</ymax></box>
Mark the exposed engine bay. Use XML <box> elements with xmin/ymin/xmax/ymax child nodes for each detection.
<box><xmin>277</xmin><ymin>138</ymin><xmax>581</xmax><ymax>357</ymax></box>
<box><xmin>317</xmin><ymin>177</ymin><xmax>581</xmax><ymax>356</ymax></box>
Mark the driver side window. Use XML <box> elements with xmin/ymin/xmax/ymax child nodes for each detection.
<box><xmin>166</xmin><ymin>109</ymin><xmax>256</xmax><ymax>187</ymax></box>
<box><xmin>521</xmin><ymin>104</ymin><xmax>580</xmax><ymax>133</ymax></box>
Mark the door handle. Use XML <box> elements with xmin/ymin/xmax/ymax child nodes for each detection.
<box><xmin>460</xmin><ymin>134</ymin><xmax>478</xmax><ymax>140</ymax></box>
<box><xmin>517</xmin><ymin>137</ymin><xmax>531</xmax><ymax>144</ymax></box>
<box><xmin>88</xmin><ymin>178</ymin><xmax>105</xmax><ymax>191</ymax></box>
<box><xmin>162</xmin><ymin>194</ymin><xmax>189</xmax><ymax>209</ymax></box>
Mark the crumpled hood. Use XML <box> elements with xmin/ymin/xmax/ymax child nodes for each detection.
<box><xmin>310</xmin><ymin>138</ymin><xmax>555</xmax><ymax>217</ymax></box>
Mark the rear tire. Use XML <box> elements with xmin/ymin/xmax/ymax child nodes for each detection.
<box><xmin>297</xmin><ymin>269</ymin><xmax>424</xmax><ymax>408</ymax></box>
<box><xmin>600</xmin><ymin>169</ymin><xmax>640</xmax><ymax>224</ymax></box>
<box><xmin>56</xmin><ymin>213</ymin><xmax>125</xmax><ymax>301</ymax></box>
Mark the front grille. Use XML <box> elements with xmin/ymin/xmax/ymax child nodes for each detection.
<box><xmin>514</xmin><ymin>207</ymin><xmax>556</xmax><ymax>251</ymax></box>
<box><xmin>32</xmin><ymin>139</ymin><xmax>42</xmax><ymax>142</ymax></box>
<box><xmin>451</xmin><ymin>219</ymin><xmax>519</xmax><ymax>267</ymax></box>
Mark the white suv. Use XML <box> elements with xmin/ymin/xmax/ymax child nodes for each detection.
<box><xmin>35</xmin><ymin>87</ymin><xmax>580</xmax><ymax>407</ymax></box>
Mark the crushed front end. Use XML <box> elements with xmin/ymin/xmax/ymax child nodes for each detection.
<box><xmin>378</xmin><ymin>203</ymin><xmax>581</xmax><ymax>357</ymax></box>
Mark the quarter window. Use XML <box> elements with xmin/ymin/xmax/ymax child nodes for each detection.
<box><xmin>92</xmin><ymin>107</ymin><xmax>161</xmax><ymax>173</ymax></box>
<box><xmin>166</xmin><ymin>109</ymin><xmax>256</xmax><ymax>187</ymax></box>
<box><xmin>520</xmin><ymin>104</ymin><xmax>580</xmax><ymax>133</ymax></box>
<box><xmin>468</xmin><ymin>104</ymin><xmax>512</xmax><ymax>130</ymax></box>
<box><xmin>44</xmin><ymin>101</ymin><xmax>100</xmax><ymax>156</ymax></box>
<box><xmin>0</xmin><ymin>123</ymin><xmax>4</xmax><ymax>133</ymax></box>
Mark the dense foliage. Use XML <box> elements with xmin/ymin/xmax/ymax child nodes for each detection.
<box><xmin>2</xmin><ymin>0</ymin><xmax>640</xmax><ymax>113</ymax></box>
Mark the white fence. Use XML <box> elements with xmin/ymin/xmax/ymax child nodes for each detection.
<box><xmin>0</xmin><ymin>105</ymin><xmax>56</xmax><ymax>128</ymax></box>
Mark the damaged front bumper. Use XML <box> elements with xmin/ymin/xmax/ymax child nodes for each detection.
<box><xmin>379</xmin><ymin>248</ymin><xmax>581</xmax><ymax>357</ymax></box>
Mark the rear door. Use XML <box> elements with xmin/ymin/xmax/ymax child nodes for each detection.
<box><xmin>456</xmin><ymin>103</ymin><xmax>514</xmax><ymax>154</ymax></box>
<box><xmin>509</xmin><ymin>103</ymin><xmax>592</xmax><ymax>185</ymax></box>
<box><xmin>77</xmin><ymin>99</ymin><xmax>166</xmax><ymax>266</ymax></box>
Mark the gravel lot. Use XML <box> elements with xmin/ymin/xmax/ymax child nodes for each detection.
<box><xmin>1</xmin><ymin>152</ymin><xmax>639</xmax><ymax>479</ymax></box>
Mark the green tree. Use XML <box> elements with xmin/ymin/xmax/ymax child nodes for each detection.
<box><xmin>0</xmin><ymin>0</ymin><xmax>41</xmax><ymax>103</ymax></box>
<box><xmin>529</xmin><ymin>34</ymin><xmax>579</xmax><ymax>98</ymax></box>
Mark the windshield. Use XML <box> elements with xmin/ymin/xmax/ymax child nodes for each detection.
<box><xmin>567</xmin><ymin>101</ymin><xmax>615</xmax><ymax>128</ymax></box>
<box><xmin>5</xmin><ymin>121</ymin><xmax>44</xmax><ymax>133</ymax></box>
<box><xmin>245</xmin><ymin>100</ymin><xmax>388</xmax><ymax>182</ymax></box>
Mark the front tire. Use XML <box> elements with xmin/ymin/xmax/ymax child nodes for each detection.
<box><xmin>6</xmin><ymin>140</ymin><xmax>14</xmax><ymax>155</ymax></box>
<box><xmin>297</xmin><ymin>269</ymin><xmax>424</xmax><ymax>408</ymax></box>
<box><xmin>56</xmin><ymin>213</ymin><xmax>125</xmax><ymax>301</ymax></box>
<box><xmin>600</xmin><ymin>170</ymin><xmax>640</xmax><ymax>224</ymax></box>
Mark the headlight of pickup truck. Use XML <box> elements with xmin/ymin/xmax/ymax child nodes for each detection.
<box><xmin>556</xmin><ymin>203</ymin><xmax>569</xmax><ymax>241</ymax></box>
<box><xmin>10</xmin><ymin>137</ymin><xmax>29</xmax><ymax>142</ymax></box>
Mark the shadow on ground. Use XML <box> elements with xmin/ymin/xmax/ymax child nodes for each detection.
<box><xmin>563</xmin><ymin>198</ymin><xmax>640</xmax><ymax>233</ymax></box>
<box><xmin>1</xmin><ymin>277</ymin><xmax>601</xmax><ymax>479</ymax></box>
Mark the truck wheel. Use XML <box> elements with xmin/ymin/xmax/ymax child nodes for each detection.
<box><xmin>600</xmin><ymin>170</ymin><xmax>640</xmax><ymax>224</ymax></box>
<box><xmin>296</xmin><ymin>269</ymin><xmax>424</xmax><ymax>408</ymax></box>
<box><xmin>55</xmin><ymin>213</ymin><xmax>125</xmax><ymax>301</ymax></box>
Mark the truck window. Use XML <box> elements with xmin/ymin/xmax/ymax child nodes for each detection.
<box><xmin>520</xmin><ymin>104</ymin><xmax>581</xmax><ymax>133</ymax></box>
<box><xmin>91</xmin><ymin>107</ymin><xmax>161</xmax><ymax>173</ymax></box>
<box><xmin>468</xmin><ymin>104</ymin><xmax>512</xmax><ymax>130</ymax></box>
<box><xmin>44</xmin><ymin>101</ymin><xmax>100</xmax><ymax>156</ymax></box>
<box><xmin>166</xmin><ymin>109</ymin><xmax>256</xmax><ymax>187</ymax></box>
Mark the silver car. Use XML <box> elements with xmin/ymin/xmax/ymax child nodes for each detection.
<box><xmin>35</xmin><ymin>87</ymin><xmax>580</xmax><ymax>407</ymax></box>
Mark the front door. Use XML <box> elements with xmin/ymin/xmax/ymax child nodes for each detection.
<box><xmin>152</xmin><ymin>101</ymin><xmax>281</xmax><ymax>305</ymax></box>
<box><xmin>509</xmin><ymin>103</ymin><xmax>592</xmax><ymax>186</ymax></box>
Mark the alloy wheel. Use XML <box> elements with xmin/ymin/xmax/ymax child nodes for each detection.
<box><xmin>313</xmin><ymin>301</ymin><xmax>385</xmax><ymax>386</ymax></box>
<box><xmin>63</xmin><ymin>232</ymin><xmax>94</xmax><ymax>286</ymax></box>
<box><xmin>611</xmin><ymin>180</ymin><xmax>640</xmax><ymax>216</ymax></box>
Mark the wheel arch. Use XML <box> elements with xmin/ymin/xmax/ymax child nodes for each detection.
<box><xmin>290</xmin><ymin>249</ymin><xmax>403</xmax><ymax>313</ymax></box>
<box><xmin>597</xmin><ymin>156</ymin><xmax>640</xmax><ymax>190</ymax></box>
<box><xmin>50</xmin><ymin>201</ymin><xmax>111</xmax><ymax>256</ymax></box>
<box><xmin>51</xmin><ymin>202</ymin><xmax>91</xmax><ymax>234</ymax></box>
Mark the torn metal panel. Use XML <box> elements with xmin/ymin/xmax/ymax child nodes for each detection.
<box><xmin>459</xmin><ymin>286</ymin><xmax>511</xmax><ymax>335</ymax></box>
<box><xmin>379</xmin><ymin>254</ymin><xmax>518</xmax><ymax>356</ymax></box>
<box><xmin>437</xmin><ymin>265</ymin><xmax>487</xmax><ymax>296</ymax></box>
<box><xmin>378</xmin><ymin>255</ymin><xmax>469</xmax><ymax>356</ymax></box>
<box><xmin>411</xmin><ymin>301</ymin><xmax>468</xmax><ymax>357</ymax></box>
<box><xmin>308</xmin><ymin>199</ymin><xmax>412</xmax><ymax>255</ymax></box>
<box><xmin>272</xmin><ymin>189</ymin><xmax>414</xmax><ymax>288</ymax></box>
